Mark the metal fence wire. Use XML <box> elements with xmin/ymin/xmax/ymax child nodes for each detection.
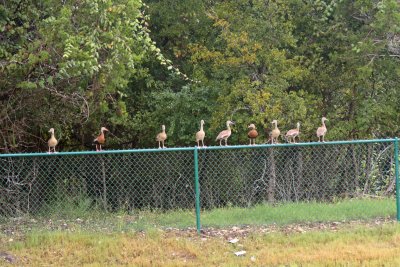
<box><xmin>0</xmin><ymin>150</ymin><xmax>195</xmax><ymax>215</ymax></box>
<box><xmin>0</xmin><ymin>139</ymin><xmax>399</xmax><ymax>228</ymax></box>
<box><xmin>199</xmin><ymin>142</ymin><xmax>395</xmax><ymax>208</ymax></box>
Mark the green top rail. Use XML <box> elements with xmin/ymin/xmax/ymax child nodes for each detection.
<box><xmin>0</xmin><ymin>138</ymin><xmax>396</xmax><ymax>158</ymax></box>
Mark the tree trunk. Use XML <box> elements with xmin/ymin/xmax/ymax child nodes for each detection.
<box><xmin>101</xmin><ymin>156</ymin><xmax>107</xmax><ymax>211</ymax></box>
<box><xmin>352</xmin><ymin>145</ymin><xmax>360</xmax><ymax>195</ymax></box>
<box><xmin>363</xmin><ymin>145</ymin><xmax>373</xmax><ymax>194</ymax></box>
<box><xmin>267</xmin><ymin>148</ymin><xmax>276</xmax><ymax>203</ymax></box>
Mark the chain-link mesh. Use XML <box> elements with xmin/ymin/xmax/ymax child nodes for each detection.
<box><xmin>198</xmin><ymin>142</ymin><xmax>395</xmax><ymax>207</ymax></box>
<box><xmin>0</xmin><ymin>140</ymin><xmax>398</xmax><ymax>227</ymax></box>
<box><xmin>0</xmin><ymin>151</ymin><xmax>195</xmax><ymax>216</ymax></box>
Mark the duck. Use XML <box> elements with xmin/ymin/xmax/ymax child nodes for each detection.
<box><xmin>216</xmin><ymin>120</ymin><xmax>235</xmax><ymax>146</ymax></box>
<box><xmin>196</xmin><ymin>120</ymin><xmax>206</xmax><ymax>147</ymax></box>
<box><xmin>94</xmin><ymin>127</ymin><xmax>109</xmax><ymax>151</ymax></box>
<box><xmin>271</xmin><ymin>120</ymin><xmax>280</xmax><ymax>144</ymax></box>
<box><xmin>285</xmin><ymin>122</ymin><xmax>300</xmax><ymax>143</ymax></box>
<box><xmin>317</xmin><ymin>117</ymin><xmax>328</xmax><ymax>142</ymax></box>
<box><xmin>156</xmin><ymin>125</ymin><xmax>167</xmax><ymax>149</ymax></box>
<box><xmin>247</xmin><ymin>124</ymin><xmax>258</xmax><ymax>145</ymax></box>
<box><xmin>47</xmin><ymin>128</ymin><xmax>58</xmax><ymax>153</ymax></box>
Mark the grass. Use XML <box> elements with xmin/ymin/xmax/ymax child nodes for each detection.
<box><xmin>200</xmin><ymin>197</ymin><xmax>396</xmax><ymax>227</ymax></box>
<box><xmin>0</xmin><ymin>197</ymin><xmax>398</xmax><ymax>265</ymax></box>
<box><xmin>5</xmin><ymin>197</ymin><xmax>393</xmax><ymax>233</ymax></box>
<box><xmin>3</xmin><ymin>223</ymin><xmax>400</xmax><ymax>266</ymax></box>
<box><xmin>132</xmin><ymin>197</ymin><xmax>396</xmax><ymax>229</ymax></box>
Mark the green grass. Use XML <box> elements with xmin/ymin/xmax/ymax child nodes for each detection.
<box><xmin>133</xmin><ymin>197</ymin><xmax>396</xmax><ymax>229</ymax></box>
<box><xmin>37</xmin><ymin>196</ymin><xmax>102</xmax><ymax>219</ymax></box>
<box><xmin>4</xmin><ymin>197</ymin><xmax>394</xmax><ymax>234</ymax></box>
<box><xmin>199</xmin><ymin>198</ymin><xmax>396</xmax><ymax>227</ymax></box>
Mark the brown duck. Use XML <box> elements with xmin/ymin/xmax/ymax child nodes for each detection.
<box><xmin>247</xmin><ymin>124</ymin><xmax>258</xmax><ymax>145</ymax></box>
<box><xmin>94</xmin><ymin>127</ymin><xmax>109</xmax><ymax>151</ymax></box>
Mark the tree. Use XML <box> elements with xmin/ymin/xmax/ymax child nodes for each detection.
<box><xmin>0</xmin><ymin>0</ymin><xmax>169</xmax><ymax>152</ymax></box>
<box><xmin>291</xmin><ymin>0</ymin><xmax>400</xmax><ymax>139</ymax></box>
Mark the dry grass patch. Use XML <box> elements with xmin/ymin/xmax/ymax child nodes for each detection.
<box><xmin>2</xmin><ymin>222</ymin><xmax>400</xmax><ymax>266</ymax></box>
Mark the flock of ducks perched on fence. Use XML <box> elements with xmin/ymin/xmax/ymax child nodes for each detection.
<box><xmin>46</xmin><ymin>117</ymin><xmax>328</xmax><ymax>152</ymax></box>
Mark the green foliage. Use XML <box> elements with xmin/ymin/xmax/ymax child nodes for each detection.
<box><xmin>0</xmin><ymin>0</ymin><xmax>174</xmax><ymax>151</ymax></box>
<box><xmin>144</xmin><ymin>0</ymin><xmax>396</xmax><ymax>144</ymax></box>
<box><xmin>128</xmin><ymin>85</ymin><xmax>217</xmax><ymax>147</ymax></box>
<box><xmin>1</xmin><ymin>0</ymin><xmax>400</xmax><ymax>152</ymax></box>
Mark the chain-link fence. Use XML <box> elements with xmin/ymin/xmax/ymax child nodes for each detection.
<box><xmin>0</xmin><ymin>149</ymin><xmax>195</xmax><ymax>216</ymax></box>
<box><xmin>199</xmin><ymin>141</ymin><xmax>396</xmax><ymax>207</ymax></box>
<box><xmin>0</xmin><ymin>139</ymin><xmax>399</xmax><ymax>230</ymax></box>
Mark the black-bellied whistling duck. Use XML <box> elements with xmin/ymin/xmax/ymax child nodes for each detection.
<box><xmin>271</xmin><ymin>120</ymin><xmax>280</xmax><ymax>144</ymax></box>
<box><xmin>317</xmin><ymin>117</ymin><xmax>328</xmax><ymax>142</ymax></box>
<box><xmin>247</xmin><ymin>123</ymin><xmax>258</xmax><ymax>145</ymax></box>
<box><xmin>196</xmin><ymin>120</ymin><xmax>206</xmax><ymax>147</ymax></box>
<box><xmin>215</xmin><ymin>120</ymin><xmax>235</xmax><ymax>146</ymax></box>
<box><xmin>94</xmin><ymin>127</ymin><xmax>109</xmax><ymax>151</ymax></box>
<box><xmin>286</xmin><ymin>122</ymin><xmax>300</xmax><ymax>143</ymax></box>
<box><xmin>156</xmin><ymin>125</ymin><xmax>167</xmax><ymax>149</ymax></box>
<box><xmin>47</xmin><ymin>128</ymin><xmax>58</xmax><ymax>153</ymax></box>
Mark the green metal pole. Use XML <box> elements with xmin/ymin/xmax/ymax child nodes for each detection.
<box><xmin>193</xmin><ymin>147</ymin><xmax>201</xmax><ymax>233</ymax></box>
<box><xmin>395</xmin><ymin>138</ymin><xmax>400</xmax><ymax>221</ymax></box>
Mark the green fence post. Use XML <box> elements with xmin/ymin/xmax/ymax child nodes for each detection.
<box><xmin>395</xmin><ymin>138</ymin><xmax>400</xmax><ymax>221</ymax></box>
<box><xmin>193</xmin><ymin>147</ymin><xmax>201</xmax><ymax>233</ymax></box>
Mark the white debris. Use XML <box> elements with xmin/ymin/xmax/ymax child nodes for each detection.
<box><xmin>250</xmin><ymin>256</ymin><xmax>256</xmax><ymax>262</ymax></box>
<box><xmin>229</xmin><ymin>238</ymin><xmax>239</xmax><ymax>244</ymax></box>
<box><xmin>234</xmin><ymin>250</ymin><xmax>246</xmax><ymax>256</ymax></box>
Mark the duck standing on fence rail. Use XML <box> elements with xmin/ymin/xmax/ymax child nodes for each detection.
<box><xmin>247</xmin><ymin>124</ymin><xmax>258</xmax><ymax>145</ymax></box>
<box><xmin>94</xmin><ymin>127</ymin><xmax>109</xmax><ymax>151</ymax></box>
<box><xmin>317</xmin><ymin>117</ymin><xmax>328</xmax><ymax>142</ymax></box>
<box><xmin>47</xmin><ymin>128</ymin><xmax>58</xmax><ymax>153</ymax></box>
<box><xmin>271</xmin><ymin>120</ymin><xmax>280</xmax><ymax>144</ymax></box>
<box><xmin>156</xmin><ymin>125</ymin><xmax>167</xmax><ymax>149</ymax></box>
<box><xmin>286</xmin><ymin>122</ymin><xmax>300</xmax><ymax>143</ymax></box>
<box><xmin>196</xmin><ymin>120</ymin><xmax>206</xmax><ymax>148</ymax></box>
<box><xmin>216</xmin><ymin>120</ymin><xmax>235</xmax><ymax>146</ymax></box>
